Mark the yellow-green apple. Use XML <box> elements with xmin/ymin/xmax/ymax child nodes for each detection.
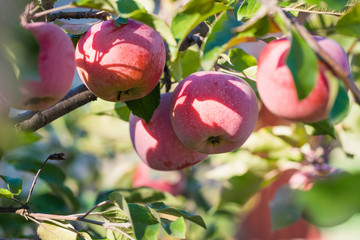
<box><xmin>256</xmin><ymin>36</ymin><xmax>350</xmax><ymax>122</ymax></box>
<box><xmin>75</xmin><ymin>19</ymin><xmax>165</xmax><ymax>102</ymax></box>
<box><xmin>237</xmin><ymin>169</ymin><xmax>321</xmax><ymax>240</ymax></box>
<box><xmin>133</xmin><ymin>162</ymin><xmax>185</xmax><ymax>195</ymax></box>
<box><xmin>129</xmin><ymin>92</ymin><xmax>208</xmax><ymax>171</ymax></box>
<box><xmin>169</xmin><ymin>71</ymin><xmax>258</xmax><ymax>154</ymax></box>
<box><xmin>0</xmin><ymin>22</ymin><xmax>75</xmax><ymax>111</ymax></box>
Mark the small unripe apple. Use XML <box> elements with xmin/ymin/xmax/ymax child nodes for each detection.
<box><xmin>237</xmin><ymin>169</ymin><xmax>321</xmax><ymax>240</ymax></box>
<box><xmin>169</xmin><ymin>71</ymin><xmax>258</xmax><ymax>154</ymax></box>
<box><xmin>133</xmin><ymin>162</ymin><xmax>186</xmax><ymax>195</ymax></box>
<box><xmin>129</xmin><ymin>92</ymin><xmax>208</xmax><ymax>171</ymax></box>
<box><xmin>256</xmin><ymin>36</ymin><xmax>350</xmax><ymax>122</ymax></box>
<box><xmin>75</xmin><ymin>19</ymin><xmax>165</xmax><ymax>102</ymax></box>
<box><xmin>0</xmin><ymin>22</ymin><xmax>75</xmax><ymax>111</ymax></box>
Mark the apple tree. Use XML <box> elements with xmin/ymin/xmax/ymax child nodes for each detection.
<box><xmin>1</xmin><ymin>0</ymin><xmax>360</xmax><ymax>239</ymax></box>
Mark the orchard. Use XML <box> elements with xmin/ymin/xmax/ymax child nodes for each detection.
<box><xmin>1</xmin><ymin>0</ymin><xmax>360</xmax><ymax>239</ymax></box>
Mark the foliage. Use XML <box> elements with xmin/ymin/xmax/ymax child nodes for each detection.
<box><xmin>1</xmin><ymin>0</ymin><xmax>360</xmax><ymax>239</ymax></box>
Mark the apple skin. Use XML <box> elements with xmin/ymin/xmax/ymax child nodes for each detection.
<box><xmin>256</xmin><ymin>36</ymin><xmax>350</xmax><ymax>123</ymax></box>
<box><xmin>169</xmin><ymin>71</ymin><xmax>258</xmax><ymax>154</ymax></box>
<box><xmin>237</xmin><ymin>169</ymin><xmax>321</xmax><ymax>240</ymax></box>
<box><xmin>0</xmin><ymin>22</ymin><xmax>75</xmax><ymax>111</ymax></box>
<box><xmin>132</xmin><ymin>162</ymin><xmax>186</xmax><ymax>196</ymax></box>
<box><xmin>129</xmin><ymin>92</ymin><xmax>208</xmax><ymax>171</ymax></box>
<box><xmin>254</xmin><ymin>101</ymin><xmax>292</xmax><ymax>131</ymax></box>
<box><xmin>75</xmin><ymin>19</ymin><xmax>165</xmax><ymax>102</ymax></box>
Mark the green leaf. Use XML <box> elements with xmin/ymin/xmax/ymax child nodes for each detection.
<box><xmin>0</xmin><ymin>188</ymin><xmax>14</xmax><ymax>199</ymax></box>
<box><xmin>97</xmin><ymin>187</ymin><xmax>166</xmax><ymax>204</ymax></box>
<box><xmin>327</xmin><ymin>73</ymin><xmax>350</xmax><ymax>124</ymax></box>
<box><xmin>72</xmin><ymin>0</ymin><xmax>118</xmax><ymax>13</ymax></box>
<box><xmin>237</xmin><ymin>0</ymin><xmax>262</xmax><ymax>21</ymax></box>
<box><xmin>125</xmin><ymin>83</ymin><xmax>160</xmax><ymax>124</ymax></box>
<box><xmin>336</xmin><ymin>3</ymin><xmax>360</xmax><ymax>37</ymax></box>
<box><xmin>37</xmin><ymin>222</ymin><xmax>78</xmax><ymax>240</ymax></box>
<box><xmin>295</xmin><ymin>172</ymin><xmax>360</xmax><ymax>227</ymax></box>
<box><xmin>128</xmin><ymin>203</ymin><xmax>160</xmax><ymax>240</ymax></box>
<box><xmin>270</xmin><ymin>185</ymin><xmax>302</xmax><ymax>231</ymax></box>
<box><xmin>181</xmin><ymin>46</ymin><xmax>201</xmax><ymax>78</ymax></box>
<box><xmin>109</xmin><ymin>191</ymin><xmax>131</xmax><ymax>217</ymax></box>
<box><xmin>116</xmin><ymin>0</ymin><xmax>147</xmax><ymax>18</ymax></box>
<box><xmin>202</xmin><ymin>11</ymin><xmax>244</xmax><ymax>70</ymax></box>
<box><xmin>222</xmin><ymin>48</ymin><xmax>257</xmax><ymax>72</ymax></box>
<box><xmin>304</xmin><ymin>0</ymin><xmax>348</xmax><ymax>11</ymax></box>
<box><xmin>306</xmin><ymin>119</ymin><xmax>335</xmax><ymax>138</ymax></box>
<box><xmin>147</xmin><ymin>202</ymin><xmax>206</xmax><ymax>229</ymax></box>
<box><xmin>219</xmin><ymin>171</ymin><xmax>263</xmax><ymax>207</ymax></box>
<box><xmin>286</xmin><ymin>29</ymin><xmax>318</xmax><ymax>100</ymax></box>
<box><xmin>90</xmin><ymin>99</ymin><xmax>130</xmax><ymax>122</ymax></box>
<box><xmin>0</xmin><ymin>175</ymin><xmax>22</xmax><ymax>195</ymax></box>
<box><xmin>170</xmin><ymin>0</ymin><xmax>231</xmax><ymax>61</ymax></box>
<box><xmin>351</xmin><ymin>53</ymin><xmax>360</xmax><ymax>82</ymax></box>
<box><xmin>161</xmin><ymin>217</ymin><xmax>186</xmax><ymax>239</ymax></box>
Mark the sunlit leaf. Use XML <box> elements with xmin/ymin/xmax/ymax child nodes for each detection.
<box><xmin>72</xmin><ymin>0</ymin><xmax>118</xmax><ymax>13</ymax></box>
<box><xmin>161</xmin><ymin>217</ymin><xmax>186</xmax><ymax>239</ymax></box>
<box><xmin>336</xmin><ymin>3</ymin><xmax>360</xmax><ymax>37</ymax></box>
<box><xmin>128</xmin><ymin>203</ymin><xmax>160</xmax><ymax>240</ymax></box>
<box><xmin>0</xmin><ymin>175</ymin><xmax>22</xmax><ymax>195</ymax></box>
<box><xmin>286</xmin><ymin>29</ymin><xmax>318</xmax><ymax>100</ymax></box>
<box><xmin>37</xmin><ymin>222</ymin><xmax>78</xmax><ymax>240</ymax></box>
<box><xmin>237</xmin><ymin>0</ymin><xmax>261</xmax><ymax>20</ymax></box>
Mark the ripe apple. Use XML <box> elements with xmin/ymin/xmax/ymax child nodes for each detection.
<box><xmin>0</xmin><ymin>22</ymin><xmax>75</xmax><ymax>111</ymax></box>
<box><xmin>237</xmin><ymin>169</ymin><xmax>321</xmax><ymax>240</ymax></box>
<box><xmin>129</xmin><ymin>92</ymin><xmax>208</xmax><ymax>171</ymax></box>
<box><xmin>132</xmin><ymin>162</ymin><xmax>186</xmax><ymax>196</ymax></box>
<box><xmin>256</xmin><ymin>36</ymin><xmax>350</xmax><ymax>122</ymax></box>
<box><xmin>75</xmin><ymin>19</ymin><xmax>165</xmax><ymax>102</ymax></box>
<box><xmin>169</xmin><ymin>71</ymin><xmax>258</xmax><ymax>154</ymax></box>
<box><xmin>254</xmin><ymin>101</ymin><xmax>292</xmax><ymax>131</ymax></box>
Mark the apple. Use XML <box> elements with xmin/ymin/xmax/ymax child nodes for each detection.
<box><xmin>0</xmin><ymin>22</ymin><xmax>75</xmax><ymax>111</ymax></box>
<box><xmin>169</xmin><ymin>71</ymin><xmax>258</xmax><ymax>154</ymax></box>
<box><xmin>129</xmin><ymin>92</ymin><xmax>208</xmax><ymax>171</ymax></box>
<box><xmin>237</xmin><ymin>169</ymin><xmax>321</xmax><ymax>240</ymax></box>
<box><xmin>132</xmin><ymin>162</ymin><xmax>186</xmax><ymax>196</ymax></box>
<box><xmin>254</xmin><ymin>101</ymin><xmax>292</xmax><ymax>131</ymax></box>
<box><xmin>75</xmin><ymin>19</ymin><xmax>165</xmax><ymax>102</ymax></box>
<box><xmin>256</xmin><ymin>36</ymin><xmax>350</xmax><ymax>122</ymax></box>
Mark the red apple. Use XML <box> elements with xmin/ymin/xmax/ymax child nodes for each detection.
<box><xmin>256</xmin><ymin>36</ymin><xmax>350</xmax><ymax>122</ymax></box>
<box><xmin>133</xmin><ymin>162</ymin><xmax>186</xmax><ymax>195</ymax></box>
<box><xmin>129</xmin><ymin>92</ymin><xmax>208</xmax><ymax>171</ymax></box>
<box><xmin>254</xmin><ymin>101</ymin><xmax>292</xmax><ymax>131</ymax></box>
<box><xmin>0</xmin><ymin>22</ymin><xmax>75</xmax><ymax>111</ymax></box>
<box><xmin>237</xmin><ymin>169</ymin><xmax>321</xmax><ymax>240</ymax></box>
<box><xmin>169</xmin><ymin>71</ymin><xmax>258</xmax><ymax>154</ymax></box>
<box><xmin>75</xmin><ymin>19</ymin><xmax>165</xmax><ymax>102</ymax></box>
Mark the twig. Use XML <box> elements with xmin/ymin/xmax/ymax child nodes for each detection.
<box><xmin>282</xmin><ymin>7</ymin><xmax>344</xmax><ymax>16</ymax></box>
<box><xmin>79</xmin><ymin>200</ymin><xmax>112</xmax><ymax>219</ymax></box>
<box><xmin>47</xmin><ymin>10</ymin><xmax>111</xmax><ymax>21</ymax></box>
<box><xmin>32</xmin><ymin>4</ymin><xmax>74</xmax><ymax>19</ymax></box>
<box><xmin>25</xmin><ymin>153</ymin><xmax>65</xmax><ymax>204</ymax></box>
<box><xmin>14</xmin><ymin>84</ymin><xmax>97</xmax><ymax>132</ymax></box>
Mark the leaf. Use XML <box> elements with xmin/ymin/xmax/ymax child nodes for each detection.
<box><xmin>170</xmin><ymin>0</ymin><xmax>231</xmax><ymax>61</ymax></box>
<box><xmin>327</xmin><ymin>73</ymin><xmax>350</xmax><ymax>124</ymax></box>
<box><xmin>351</xmin><ymin>53</ymin><xmax>360</xmax><ymax>82</ymax></box>
<box><xmin>97</xmin><ymin>187</ymin><xmax>166</xmax><ymax>204</ymax></box>
<box><xmin>0</xmin><ymin>188</ymin><xmax>14</xmax><ymax>199</ymax></box>
<box><xmin>180</xmin><ymin>46</ymin><xmax>201</xmax><ymax>78</ymax></box>
<box><xmin>161</xmin><ymin>217</ymin><xmax>186</xmax><ymax>239</ymax></box>
<box><xmin>286</xmin><ymin>29</ymin><xmax>318</xmax><ymax>100</ymax></box>
<box><xmin>202</xmin><ymin>11</ymin><xmax>245</xmax><ymax>70</ymax></box>
<box><xmin>72</xmin><ymin>0</ymin><xmax>118</xmax><ymax>13</ymax></box>
<box><xmin>116</xmin><ymin>0</ymin><xmax>147</xmax><ymax>18</ymax></box>
<box><xmin>336</xmin><ymin>3</ymin><xmax>360</xmax><ymax>37</ymax></box>
<box><xmin>306</xmin><ymin>119</ymin><xmax>335</xmax><ymax>138</ymax></box>
<box><xmin>90</xmin><ymin>99</ymin><xmax>130</xmax><ymax>122</ymax></box>
<box><xmin>221</xmin><ymin>48</ymin><xmax>257</xmax><ymax>72</ymax></box>
<box><xmin>295</xmin><ymin>172</ymin><xmax>360</xmax><ymax>227</ymax></box>
<box><xmin>109</xmin><ymin>191</ymin><xmax>131</xmax><ymax>217</ymax></box>
<box><xmin>237</xmin><ymin>0</ymin><xmax>262</xmax><ymax>20</ymax></box>
<box><xmin>304</xmin><ymin>0</ymin><xmax>348</xmax><ymax>11</ymax></box>
<box><xmin>0</xmin><ymin>175</ymin><xmax>22</xmax><ymax>195</ymax></box>
<box><xmin>270</xmin><ymin>185</ymin><xmax>302</xmax><ymax>231</ymax></box>
<box><xmin>147</xmin><ymin>202</ymin><xmax>206</xmax><ymax>229</ymax></box>
<box><xmin>219</xmin><ymin>171</ymin><xmax>263</xmax><ymax>207</ymax></box>
<box><xmin>128</xmin><ymin>203</ymin><xmax>160</xmax><ymax>240</ymax></box>
<box><xmin>125</xmin><ymin>83</ymin><xmax>160</xmax><ymax>123</ymax></box>
<box><xmin>55</xmin><ymin>20</ymin><xmax>94</xmax><ymax>36</ymax></box>
<box><xmin>37</xmin><ymin>222</ymin><xmax>78</xmax><ymax>240</ymax></box>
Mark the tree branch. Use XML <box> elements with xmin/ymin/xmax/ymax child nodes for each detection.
<box><xmin>48</xmin><ymin>10</ymin><xmax>111</xmax><ymax>22</ymax></box>
<box><xmin>14</xmin><ymin>84</ymin><xmax>97</xmax><ymax>132</ymax></box>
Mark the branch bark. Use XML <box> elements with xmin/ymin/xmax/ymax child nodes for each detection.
<box><xmin>48</xmin><ymin>10</ymin><xmax>111</xmax><ymax>22</ymax></box>
<box><xmin>14</xmin><ymin>84</ymin><xmax>97</xmax><ymax>132</ymax></box>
